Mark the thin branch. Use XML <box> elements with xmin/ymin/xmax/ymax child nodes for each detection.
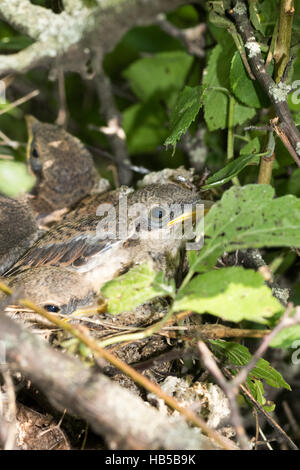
<box><xmin>0</xmin><ymin>89</ymin><xmax>39</xmax><ymax>117</ymax></box>
<box><xmin>223</xmin><ymin>368</ymin><xmax>298</xmax><ymax>450</ymax></box>
<box><xmin>0</xmin><ymin>283</ymin><xmax>237</xmax><ymax>450</ymax></box>
<box><xmin>230</xmin><ymin>1</ymin><xmax>300</xmax><ymax>166</ymax></box>
<box><xmin>0</xmin><ymin>0</ymin><xmax>190</xmax><ymax>76</ymax></box>
<box><xmin>0</xmin><ymin>367</ymin><xmax>17</xmax><ymax>450</ymax></box>
<box><xmin>92</xmin><ymin>54</ymin><xmax>132</xmax><ymax>185</ymax></box>
<box><xmin>198</xmin><ymin>340</ymin><xmax>250</xmax><ymax>450</ymax></box>
<box><xmin>156</xmin><ymin>14</ymin><xmax>206</xmax><ymax>58</ymax></box>
<box><xmin>0</xmin><ymin>313</ymin><xmax>220</xmax><ymax>450</ymax></box>
<box><xmin>231</xmin><ymin>303</ymin><xmax>297</xmax><ymax>389</ymax></box>
<box><xmin>55</xmin><ymin>67</ymin><xmax>69</xmax><ymax>128</ymax></box>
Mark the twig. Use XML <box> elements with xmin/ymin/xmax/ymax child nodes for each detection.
<box><xmin>0</xmin><ymin>313</ymin><xmax>223</xmax><ymax>450</ymax></box>
<box><xmin>55</xmin><ymin>67</ymin><xmax>68</xmax><ymax>128</ymax></box>
<box><xmin>258</xmin><ymin>427</ymin><xmax>273</xmax><ymax>450</ymax></box>
<box><xmin>231</xmin><ymin>303</ymin><xmax>296</xmax><ymax>389</ymax></box>
<box><xmin>230</xmin><ymin>1</ymin><xmax>300</xmax><ymax>166</ymax></box>
<box><xmin>0</xmin><ymin>0</ymin><xmax>189</xmax><ymax>75</ymax></box>
<box><xmin>197</xmin><ymin>340</ymin><xmax>250</xmax><ymax>450</ymax></box>
<box><xmin>92</xmin><ymin>52</ymin><xmax>132</xmax><ymax>185</ymax></box>
<box><xmin>0</xmin><ymin>367</ymin><xmax>17</xmax><ymax>450</ymax></box>
<box><xmin>227</xmin><ymin>95</ymin><xmax>235</xmax><ymax>162</ymax></box>
<box><xmin>223</xmin><ymin>368</ymin><xmax>298</xmax><ymax>450</ymax></box>
<box><xmin>0</xmin><ymin>89</ymin><xmax>39</xmax><ymax>117</ymax></box>
<box><xmin>0</xmin><ymin>283</ymin><xmax>237</xmax><ymax>450</ymax></box>
<box><xmin>282</xmin><ymin>401</ymin><xmax>300</xmax><ymax>442</ymax></box>
<box><xmin>156</xmin><ymin>14</ymin><xmax>206</xmax><ymax>59</ymax></box>
<box><xmin>0</xmin><ymin>130</ymin><xmax>20</xmax><ymax>150</ymax></box>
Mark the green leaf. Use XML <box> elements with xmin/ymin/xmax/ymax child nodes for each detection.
<box><xmin>287</xmin><ymin>168</ymin><xmax>300</xmax><ymax>197</ymax></box>
<box><xmin>202</xmin><ymin>44</ymin><xmax>256</xmax><ymax>130</ymax></box>
<box><xmin>210</xmin><ymin>340</ymin><xmax>291</xmax><ymax>390</ymax></box>
<box><xmin>101</xmin><ymin>263</ymin><xmax>175</xmax><ymax>314</ymax></box>
<box><xmin>271</xmin><ymin>324</ymin><xmax>300</xmax><ymax>349</ymax></box>
<box><xmin>189</xmin><ymin>185</ymin><xmax>300</xmax><ymax>273</ymax></box>
<box><xmin>230</xmin><ymin>51</ymin><xmax>270</xmax><ymax>108</ymax></box>
<box><xmin>203</xmin><ymin>89</ymin><xmax>228</xmax><ymax>131</ymax></box>
<box><xmin>249</xmin><ymin>1</ymin><xmax>265</xmax><ymax>35</ymax></box>
<box><xmin>0</xmin><ymin>36</ymin><xmax>33</xmax><ymax>51</ymax></box>
<box><xmin>123</xmin><ymin>101</ymin><xmax>168</xmax><ymax>154</ymax></box>
<box><xmin>0</xmin><ymin>161</ymin><xmax>35</xmax><ymax>197</ymax></box>
<box><xmin>240</xmin><ymin>137</ymin><xmax>261</xmax><ymax>155</ymax></box>
<box><xmin>164</xmin><ymin>86</ymin><xmax>203</xmax><ymax>151</ymax></box>
<box><xmin>202</xmin><ymin>153</ymin><xmax>260</xmax><ymax>189</ymax></box>
<box><xmin>123</xmin><ymin>51</ymin><xmax>193</xmax><ymax>106</ymax></box>
<box><xmin>173</xmin><ymin>267</ymin><xmax>282</xmax><ymax>324</ymax></box>
<box><xmin>246</xmin><ymin>378</ymin><xmax>275</xmax><ymax>412</ymax></box>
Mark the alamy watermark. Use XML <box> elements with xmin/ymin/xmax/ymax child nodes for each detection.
<box><xmin>0</xmin><ymin>341</ymin><xmax>6</xmax><ymax>365</ymax></box>
<box><xmin>92</xmin><ymin>197</ymin><xmax>205</xmax><ymax>253</ymax></box>
<box><xmin>291</xmin><ymin>340</ymin><xmax>300</xmax><ymax>365</ymax></box>
<box><xmin>0</xmin><ymin>80</ymin><xmax>6</xmax><ymax>104</ymax></box>
<box><xmin>291</xmin><ymin>80</ymin><xmax>300</xmax><ymax>105</ymax></box>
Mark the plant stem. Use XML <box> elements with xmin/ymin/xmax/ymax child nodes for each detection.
<box><xmin>274</xmin><ymin>0</ymin><xmax>295</xmax><ymax>82</ymax></box>
<box><xmin>258</xmin><ymin>132</ymin><xmax>276</xmax><ymax>184</ymax></box>
<box><xmin>227</xmin><ymin>96</ymin><xmax>235</xmax><ymax>162</ymax></box>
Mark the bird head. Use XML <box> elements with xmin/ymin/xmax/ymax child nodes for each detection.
<box><xmin>25</xmin><ymin>115</ymin><xmax>109</xmax><ymax>213</ymax></box>
<box><xmin>1</xmin><ymin>266</ymin><xmax>97</xmax><ymax>316</ymax></box>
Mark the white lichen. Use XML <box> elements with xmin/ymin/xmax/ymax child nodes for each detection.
<box><xmin>233</xmin><ymin>1</ymin><xmax>247</xmax><ymax>15</ymax></box>
<box><xmin>148</xmin><ymin>376</ymin><xmax>231</xmax><ymax>429</ymax></box>
<box><xmin>269</xmin><ymin>81</ymin><xmax>292</xmax><ymax>103</ymax></box>
<box><xmin>245</xmin><ymin>40</ymin><xmax>261</xmax><ymax>58</ymax></box>
<box><xmin>296</xmin><ymin>142</ymin><xmax>300</xmax><ymax>156</ymax></box>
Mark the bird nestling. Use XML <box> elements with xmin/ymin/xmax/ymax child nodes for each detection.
<box><xmin>0</xmin><ymin>195</ymin><xmax>40</xmax><ymax>275</ymax></box>
<box><xmin>4</xmin><ymin>184</ymin><xmax>213</xmax><ymax>307</ymax></box>
<box><xmin>25</xmin><ymin>115</ymin><xmax>110</xmax><ymax>218</ymax></box>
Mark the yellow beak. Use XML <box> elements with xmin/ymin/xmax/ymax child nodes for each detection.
<box><xmin>167</xmin><ymin>200</ymin><xmax>213</xmax><ymax>227</ymax></box>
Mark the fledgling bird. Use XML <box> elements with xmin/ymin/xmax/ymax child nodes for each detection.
<box><xmin>63</xmin><ymin>185</ymin><xmax>132</xmax><ymax>220</ymax></box>
<box><xmin>0</xmin><ymin>195</ymin><xmax>39</xmax><ymax>275</ymax></box>
<box><xmin>25</xmin><ymin>115</ymin><xmax>110</xmax><ymax>217</ymax></box>
<box><xmin>5</xmin><ymin>184</ymin><xmax>213</xmax><ymax>292</ymax></box>
<box><xmin>0</xmin><ymin>266</ymin><xmax>97</xmax><ymax>315</ymax></box>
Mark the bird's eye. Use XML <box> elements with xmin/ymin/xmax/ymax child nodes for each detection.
<box><xmin>43</xmin><ymin>304</ymin><xmax>60</xmax><ymax>313</ymax></box>
<box><xmin>151</xmin><ymin>206</ymin><xmax>166</xmax><ymax>220</ymax></box>
<box><xmin>31</xmin><ymin>147</ymin><xmax>39</xmax><ymax>158</ymax></box>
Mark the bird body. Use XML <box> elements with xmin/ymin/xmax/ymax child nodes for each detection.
<box><xmin>25</xmin><ymin>115</ymin><xmax>110</xmax><ymax>217</ymax></box>
<box><xmin>0</xmin><ymin>195</ymin><xmax>39</xmax><ymax>275</ymax></box>
<box><xmin>0</xmin><ymin>265</ymin><xmax>97</xmax><ymax>316</ymax></box>
<box><xmin>4</xmin><ymin>184</ymin><xmax>212</xmax><ymax>296</ymax></box>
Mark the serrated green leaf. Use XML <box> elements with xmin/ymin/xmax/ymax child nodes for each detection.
<box><xmin>173</xmin><ymin>267</ymin><xmax>282</xmax><ymax>324</ymax></box>
<box><xmin>0</xmin><ymin>161</ymin><xmax>35</xmax><ymax>197</ymax></box>
<box><xmin>210</xmin><ymin>340</ymin><xmax>291</xmax><ymax>390</ymax></box>
<box><xmin>101</xmin><ymin>263</ymin><xmax>175</xmax><ymax>314</ymax></box>
<box><xmin>164</xmin><ymin>86</ymin><xmax>203</xmax><ymax>150</ymax></box>
<box><xmin>271</xmin><ymin>324</ymin><xmax>300</xmax><ymax>349</ymax></box>
<box><xmin>189</xmin><ymin>185</ymin><xmax>300</xmax><ymax>273</ymax></box>
<box><xmin>202</xmin><ymin>153</ymin><xmax>260</xmax><ymax>189</ymax></box>
<box><xmin>248</xmin><ymin>378</ymin><xmax>266</xmax><ymax>405</ymax></box>
<box><xmin>230</xmin><ymin>52</ymin><xmax>270</xmax><ymax>108</ymax></box>
<box><xmin>249</xmin><ymin>2</ymin><xmax>265</xmax><ymax>35</ymax></box>
<box><xmin>246</xmin><ymin>378</ymin><xmax>276</xmax><ymax>411</ymax></box>
<box><xmin>123</xmin><ymin>51</ymin><xmax>193</xmax><ymax>106</ymax></box>
<box><xmin>202</xmin><ymin>44</ymin><xmax>256</xmax><ymax>130</ymax></box>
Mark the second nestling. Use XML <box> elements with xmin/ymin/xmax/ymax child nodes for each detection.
<box><xmin>25</xmin><ymin>115</ymin><xmax>110</xmax><ymax>219</ymax></box>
